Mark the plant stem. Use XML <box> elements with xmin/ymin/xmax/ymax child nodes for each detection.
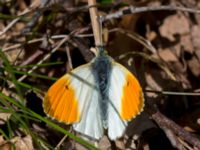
<box><xmin>88</xmin><ymin>0</ymin><xmax>101</xmax><ymax>46</ymax></box>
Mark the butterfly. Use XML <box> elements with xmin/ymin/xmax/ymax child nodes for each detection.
<box><xmin>43</xmin><ymin>46</ymin><xmax>144</xmax><ymax>140</ymax></box>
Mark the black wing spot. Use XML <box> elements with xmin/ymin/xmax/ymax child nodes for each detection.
<box><xmin>65</xmin><ymin>85</ymin><xmax>69</xmax><ymax>89</ymax></box>
<box><xmin>127</xmin><ymin>81</ymin><xmax>129</xmax><ymax>86</ymax></box>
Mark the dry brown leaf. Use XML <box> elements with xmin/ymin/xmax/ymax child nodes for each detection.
<box><xmin>159</xmin><ymin>14</ymin><xmax>190</xmax><ymax>41</ymax></box>
<box><xmin>0</xmin><ymin>113</ymin><xmax>11</xmax><ymax>125</ymax></box>
<box><xmin>197</xmin><ymin>118</ymin><xmax>200</xmax><ymax>126</ymax></box>
<box><xmin>14</xmin><ymin>135</ymin><xmax>34</xmax><ymax>150</ymax></box>
<box><xmin>98</xmin><ymin>136</ymin><xmax>111</xmax><ymax>150</ymax></box>
<box><xmin>173</xmin><ymin>61</ymin><xmax>186</xmax><ymax>74</ymax></box>
<box><xmin>195</xmin><ymin>50</ymin><xmax>200</xmax><ymax>62</ymax></box>
<box><xmin>191</xmin><ymin>25</ymin><xmax>200</xmax><ymax>50</ymax></box>
<box><xmin>145</xmin><ymin>72</ymin><xmax>162</xmax><ymax>91</ymax></box>
<box><xmin>15</xmin><ymin>22</ymin><xmax>26</xmax><ymax>31</ymax></box>
<box><xmin>170</xmin><ymin>60</ymin><xmax>191</xmax><ymax>88</ymax></box>
<box><xmin>181</xmin><ymin>34</ymin><xmax>194</xmax><ymax>54</ymax></box>
<box><xmin>0</xmin><ymin>136</ymin><xmax>11</xmax><ymax>150</ymax></box>
<box><xmin>0</xmin><ymin>135</ymin><xmax>34</xmax><ymax>150</ymax></box>
<box><xmin>187</xmin><ymin>56</ymin><xmax>200</xmax><ymax>77</ymax></box>
<box><xmin>146</xmin><ymin>30</ymin><xmax>157</xmax><ymax>42</ymax></box>
<box><xmin>0</xmin><ymin>136</ymin><xmax>4</xmax><ymax>144</ymax></box>
<box><xmin>115</xmin><ymin>140</ymin><xmax>125</xmax><ymax>150</ymax></box>
<box><xmin>157</xmin><ymin>49</ymin><xmax>178</xmax><ymax>62</ymax></box>
<box><xmin>0</xmin><ymin>142</ymin><xmax>12</xmax><ymax>150</ymax></box>
<box><xmin>179</xmin><ymin>108</ymin><xmax>200</xmax><ymax>133</ymax></box>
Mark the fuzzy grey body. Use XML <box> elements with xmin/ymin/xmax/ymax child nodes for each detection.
<box><xmin>91</xmin><ymin>48</ymin><xmax>112</xmax><ymax>128</ymax></box>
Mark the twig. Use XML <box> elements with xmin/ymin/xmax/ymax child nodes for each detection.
<box><xmin>151</xmin><ymin>111</ymin><xmax>200</xmax><ymax>149</ymax></box>
<box><xmin>162</xmin><ymin>126</ymin><xmax>186</xmax><ymax>150</ymax></box>
<box><xmin>3</xmin><ymin>32</ymin><xmax>93</xmax><ymax>52</ymax></box>
<box><xmin>102</xmin><ymin>5</ymin><xmax>200</xmax><ymax>21</ymax></box>
<box><xmin>178</xmin><ymin>138</ymin><xmax>194</xmax><ymax>150</ymax></box>
<box><xmin>111</xmin><ymin>28</ymin><xmax>157</xmax><ymax>54</ymax></box>
<box><xmin>8</xmin><ymin>35</ymin><xmax>70</xmax><ymax>89</ymax></box>
<box><xmin>71</xmin><ymin>38</ymin><xmax>94</xmax><ymax>62</ymax></box>
<box><xmin>145</xmin><ymin>90</ymin><xmax>200</xmax><ymax>96</ymax></box>
<box><xmin>0</xmin><ymin>19</ymin><xmax>20</xmax><ymax>36</ymax></box>
<box><xmin>88</xmin><ymin>0</ymin><xmax>101</xmax><ymax>46</ymax></box>
<box><xmin>0</xmin><ymin>1</ymin><xmax>39</xmax><ymax>36</ymax></box>
<box><xmin>117</xmin><ymin>51</ymin><xmax>176</xmax><ymax>81</ymax></box>
<box><xmin>55</xmin><ymin>134</ymin><xmax>68</xmax><ymax>149</ymax></box>
<box><xmin>65</xmin><ymin>45</ymin><xmax>73</xmax><ymax>70</ymax></box>
<box><xmin>19</xmin><ymin>36</ymin><xmax>68</xmax><ymax>79</ymax></box>
<box><xmin>20</xmin><ymin>50</ymin><xmax>44</xmax><ymax>66</ymax></box>
<box><xmin>8</xmin><ymin>27</ymin><xmax>90</xmax><ymax>88</ymax></box>
<box><xmin>21</xmin><ymin>11</ymin><xmax>41</xmax><ymax>34</ymax></box>
<box><xmin>65</xmin><ymin>4</ymin><xmax>93</xmax><ymax>13</ymax></box>
<box><xmin>2</xmin><ymin>35</ymin><xmax>69</xmax><ymax>52</ymax></box>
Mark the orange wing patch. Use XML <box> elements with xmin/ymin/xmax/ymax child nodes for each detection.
<box><xmin>120</xmin><ymin>73</ymin><xmax>144</xmax><ymax>121</ymax></box>
<box><xmin>43</xmin><ymin>75</ymin><xmax>80</xmax><ymax>124</ymax></box>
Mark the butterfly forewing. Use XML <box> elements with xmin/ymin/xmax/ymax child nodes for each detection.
<box><xmin>44</xmin><ymin>74</ymin><xmax>80</xmax><ymax>123</ymax></box>
<box><xmin>43</xmin><ymin>63</ymin><xmax>104</xmax><ymax>139</ymax></box>
<box><xmin>44</xmin><ymin>64</ymin><xmax>93</xmax><ymax>123</ymax></box>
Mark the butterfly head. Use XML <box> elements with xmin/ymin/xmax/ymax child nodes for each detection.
<box><xmin>96</xmin><ymin>45</ymin><xmax>108</xmax><ymax>56</ymax></box>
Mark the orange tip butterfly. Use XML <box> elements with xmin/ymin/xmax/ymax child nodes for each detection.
<box><xmin>43</xmin><ymin>46</ymin><xmax>144</xmax><ymax>140</ymax></box>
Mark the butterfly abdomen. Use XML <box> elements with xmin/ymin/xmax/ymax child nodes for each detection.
<box><xmin>91</xmin><ymin>54</ymin><xmax>112</xmax><ymax>128</ymax></box>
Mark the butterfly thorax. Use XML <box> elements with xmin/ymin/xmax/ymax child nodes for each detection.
<box><xmin>91</xmin><ymin>47</ymin><xmax>112</xmax><ymax>128</ymax></box>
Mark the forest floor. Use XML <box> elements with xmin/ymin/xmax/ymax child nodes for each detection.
<box><xmin>0</xmin><ymin>0</ymin><xmax>200</xmax><ymax>150</ymax></box>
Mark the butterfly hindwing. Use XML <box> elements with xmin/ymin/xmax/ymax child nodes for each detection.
<box><xmin>108</xmin><ymin>62</ymin><xmax>144</xmax><ymax>140</ymax></box>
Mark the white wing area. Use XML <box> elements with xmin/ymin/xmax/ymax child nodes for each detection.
<box><xmin>108</xmin><ymin>62</ymin><xmax>128</xmax><ymax>140</ymax></box>
<box><xmin>69</xmin><ymin>65</ymin><xmax>104</xmax><ymax>140</ymax></box>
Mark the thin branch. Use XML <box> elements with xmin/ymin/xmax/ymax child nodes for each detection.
<box><xmin>71</xmin><ymin>38</ymin><xmax>94</xmax><ymax>62</ymax></box>
<box><xmin>111</xmin><ymin>28</ymin><xmax>157</xmax><ymax>54</ymax></box>
<box><xmin>162</xmin><ymin>126</ymin><xmax>186</xmax><ymax>150</ymax></box>
<box><xmin>102</xmin><ymin>5</ymin><xmax>200</xmax><ymax>21</ymax></box>
<box><xmin>145</xmin><ymin>90</ymin><xmax>200</xmax><ymax>96</ymax></box>
<box><xmin>55</xmin><ymin>134</ymin><xmax>68</xmax><ymax>149</ymax></box>
<box><xmin>65</xmin><ymin>45</ymin><xmax>73</xmax><ymax>70</ymax></box>
<box><xmin>151</xmin><ymin>111</ymin><xmax>200</xmax><ymax>149</ymax></box>
<box><xmin>2</xmin><ymin>35</ymin><xmax>68</xmax><ymax>52</ymax></box>
<box><xmin>20</xmin><ymin>50</ymin><xmax>44</xmax><ymax>66</ymax></box>
<box><xmin>117</xmin><ymin>51</ymin><xmax>176</xmax><ymax>81</ymax></box>
<box><xmin>178</xmin><ymin>138</ymin><xmax>195</xmax><ymax>150</ymax></box>
<box><xmin>0</xmin><ymin>1</ymin><xmax>39</xmax><ymax>36</ymax></box>
<box><xmin>8</xmin><ymin>35</ymin><xmax>70</xmax><ymax>89</ymax></box>
<box><xmin>0</xmin><ymin>19</ymin><xmax>20</xmax><ymax>36</ymax></box>
<box><xmin>8</xmin><ymin>27</ymin><xmax>90</xmax><ymax>88</ymax></box>
<box><xmin>2</xmin><ymin>29</ymin><xmax>90</xmax><ymax>52</ymax></box>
